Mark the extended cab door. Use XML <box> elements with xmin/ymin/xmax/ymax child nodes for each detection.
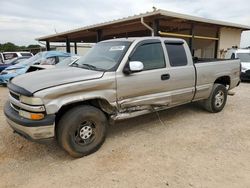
<box><xmin>116</xmin><ymin>39</ymin><xmax>172</xmax><ymax>109</ymax></box>
<box><xmin>164</xmin><ymin>40</ymin><xmax>196</xmax><ymax>105</ymax></box>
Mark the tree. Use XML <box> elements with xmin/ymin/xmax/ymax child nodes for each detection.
<box><xmin>0</xmin><ymin>43</ymin><xmax>42</xmax><ymax>52</ymax></box>
<box><xmin>27</xmin><ymin>44</ymin><xmax>41</xmax><ymax>49</ymax></box>
<box><xmin>0</xmin><ymin>42</ymin><xmax>19</xmax><ymax>52</ymax></box>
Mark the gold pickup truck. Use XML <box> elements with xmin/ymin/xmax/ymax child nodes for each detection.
<box><xmin>4</xmin><ymin>37</ymin><xmax>240</xmax><ymax>157</ymax></box>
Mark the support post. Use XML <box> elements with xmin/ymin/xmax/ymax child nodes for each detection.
<box><xmin>214</xmin><ymin>28</ymin><xmax>219</xmax><ymax>58</ymax></box>
<box><xmin>96</xmin><ymin>29</ymin><xmax>102</xmax><ymax>42</ymax></box>
<box><xmin>153</xmin><ymin>19</ymin><xmax>160</xmax><ymax>36</ymax></box>
<box><xmin>46</xmin><ymin>41</ymin><xmax>50</xmax><ymax>51</ymax></box>
<box><xmin>189</xmin><ymin>24</ymin><xmax>195</xmax><ymax>56</ymax></box>
<box><xmin>66</xmin><ymin>37</ymin><xmax>71</xmax><ymax>53</ymax></box>
<box><xmin>74</xmin><ymin>42</ymin><xmax>77</xmax><ymax>54</ymax></box>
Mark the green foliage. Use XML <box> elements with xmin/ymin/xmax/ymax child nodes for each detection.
<box><xmin>0</xmin><ymin>43</ymin><xmax>41</xmax><ymax>52</ymax></box>
<box><xmin>27</xmin><ymin>44</ymin><xmax>41</xmax><ymax>49</ymax></box>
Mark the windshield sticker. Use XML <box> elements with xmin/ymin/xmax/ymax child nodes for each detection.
<box><xmin>109</xmin><ymin>46</ymin><xmax>125</xmax><ymax>51</ymax></box>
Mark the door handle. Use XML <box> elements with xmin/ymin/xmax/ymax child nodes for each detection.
<box><xmin>161</xmin><ymin>74</ymin><xmax>170</xmax><ymax>80</ymax></box>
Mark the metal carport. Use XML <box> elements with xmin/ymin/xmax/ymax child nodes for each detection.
<box><xmin>36</xmin><ymin>9</ymin><xmax>250</xmax><ymax>58</ymax></box>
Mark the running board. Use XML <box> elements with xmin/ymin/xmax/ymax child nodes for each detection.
<box><xmin>110</xmin><ymin>104</ymin><xmax>171</xmax><ymax>121</ymax></box>
<box><xmin>111</xmin><ymin>109</ymin><xmax>153</xmax><ymax>121</ymax></box>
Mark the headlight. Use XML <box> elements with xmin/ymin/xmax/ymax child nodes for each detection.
<box><xmin>5</xmin><ymin>69</ymin><xmax>17</xmax><ymax>74</ymax></box>
<box><xmin>20</xmin><ymin>95</ymin><xmax>43</xmax><ymax>105</ymax></box>
<box><xmin>19</xmin><ymin>110</ymin><xmax>44</xmax><ymax>120</ymax></box>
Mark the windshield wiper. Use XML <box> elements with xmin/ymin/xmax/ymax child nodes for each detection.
<box><xmin>81</xmin><ymin>64</ymin><xmax>98</xmax><ymax>70</ymax></box>
<box><xmin>72</xmin><ymin>63</ymin><xmax>105</xmax><ymax>71</ymax></box>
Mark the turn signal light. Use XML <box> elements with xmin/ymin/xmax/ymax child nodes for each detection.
<box><xmin>19</xmin><ymin>110</ymin><xmax>45</xmax><ymax>120</ymax></box>
<box><xmin>30</xmin><ymin>113</ymin><xmax>45</xmax><ymax>120</ymax></box>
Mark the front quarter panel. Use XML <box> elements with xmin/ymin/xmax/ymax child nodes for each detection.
<box><xmin>34</xmin><ymin>72</ymin><xmax>117</xmax><ymax>114</ymax></box>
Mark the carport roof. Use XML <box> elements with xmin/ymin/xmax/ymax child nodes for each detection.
<box><xmin>36</xmin><ymin>9</ymin><xmax>250</xmax><ymax>42</ymax></box>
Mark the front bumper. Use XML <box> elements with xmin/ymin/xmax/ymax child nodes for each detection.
<box><xmin>4</xmin><ymin>102</ymin><xmax>56</xmax><ymax>141</ymax></box>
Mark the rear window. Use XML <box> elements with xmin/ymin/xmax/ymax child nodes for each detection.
<box><xmin>165</xmin><ymin>42</ymin><xmax>188</xmax><ymax>67</ymax></box>
<box><xmin>21</xmin><ymin>53</ymin><xmax>32</xmax><ymax>57</ymax></box>
<box><xmin>3</xmin><ymin>53</ymin><xmax>18</xmax><ymax>60</ymax></box>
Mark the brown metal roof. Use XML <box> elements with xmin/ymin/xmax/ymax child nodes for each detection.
<box><xmin>36</xmin><ymin>9</ymin><xmax>250</xmax><ymax>42</ymax></box>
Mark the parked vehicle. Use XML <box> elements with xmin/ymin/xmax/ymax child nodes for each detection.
<box><xmin>26</xmin><ymin>55</ymin><xmax>80</xmax><ymax>72</ymax></box>
<box><xmin>0</xmin><ymin>56</ymin><xmax>31</xmax><ymax>73</ymax></box>
<box><xmin>4</xmin><ymin>37</ymin><xmax>240</xmax><ymax>157</ymax></box>
<box><xmin>0</xmin><ymin>51</ymin><xmax>71</xmax><ymax>85</ymax></box>
<box><xmin>225</xmin><ymin>48</ymin><xmax>250</xmax><ymax>81</ymax></box>
<box><xmin>0</xmin><ymin>52</ymin><xmax>33</xmax><ymax>64</ymax></box>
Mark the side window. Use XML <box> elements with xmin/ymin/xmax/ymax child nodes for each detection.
<box><xmin>130</xmin><ymin>42</ymin><xmax>165</xmax><ymax>70</ymax></box>
<box><xmin>230</xmin><ymin>53</ymin><xmax>235</xmax><ymax>59</ymax></box>
<box><xmin>20</xmin><ymin>53</ymin><xmax>32</xmax><ymax>57</ymax></box>
<box><xmin>3</xmin><ymin>53</ymin><xmax>18</xmax><ymax>60</ymax></box>
<box><xmin>165</xmin><ymin>43</ymin><xmax>188</xmax><ymax>67</ymax></box>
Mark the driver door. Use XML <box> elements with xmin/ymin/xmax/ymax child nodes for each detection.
<box><xmin>116</xmin><ymin>39</ymin><xmax>172</xmax><ymax>109</ymax></box>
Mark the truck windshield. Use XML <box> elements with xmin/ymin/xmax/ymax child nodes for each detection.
<box><xmin>237</xmin><ymin>53</ymin><xmax>250</xmax><ymax>62</ymax></box>
<box><xmin>73</xmin><ymin>41</ymin><xmax>131</xmax><ymax>71</ymax></box>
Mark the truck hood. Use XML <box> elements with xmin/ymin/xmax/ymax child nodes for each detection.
<box><xmin>11</xmin><ymin>67</ymin><xmax>104</xmax><ymax>93</ymax></box>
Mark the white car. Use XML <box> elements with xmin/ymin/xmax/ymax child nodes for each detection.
<box><xmin>0</xmin><ymin>52</ymin><xmax>33</xmax><ymax>64</ymax></box>
<box><xmin>225</xmin><ymin>48</ymin><xmax>250</xmax><ymax>81</ymax></box>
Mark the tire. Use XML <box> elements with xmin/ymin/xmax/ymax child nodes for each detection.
<box><xmin>203</xmin><ymin>84</ymin><xmax>228</xmax><ymax>113</ymax></box>
<box><xmin>56</xmin><ymin>105</ymin><xmax>107</xmax><ymax>158</ymax></box>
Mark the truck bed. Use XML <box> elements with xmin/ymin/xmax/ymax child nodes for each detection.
<box><xmin>193</xmin><ymin>58</ymin><xmax>236</xmax><ymax>64</ymax></box>
<box><xmin>193</xmin><ymin>58</ymin><xmax>240</xmax><ymax>101</ymax></box>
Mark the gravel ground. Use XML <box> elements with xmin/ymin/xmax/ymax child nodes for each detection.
<box><xmin>0</xmin><ymin>84</ymin><xmax>250</xmax><ymax>188</ymax></box>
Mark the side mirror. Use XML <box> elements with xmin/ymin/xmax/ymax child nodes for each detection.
<box><xmin>123</xmin><ymin>61</ymin><xmax>144</xmax><ymax>74</ymax></box>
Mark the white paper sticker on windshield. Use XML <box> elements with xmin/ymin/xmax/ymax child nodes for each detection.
<box><xmin>109</xmin><ymin>46</ymin><xmax>125</xmax><ymax>51</ymax></box>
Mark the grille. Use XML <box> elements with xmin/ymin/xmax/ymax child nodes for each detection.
<box><xmin>10</xmin><ymin>91</ymin><xmax>20</xmax><ymax>101</ymax></box>
<box><xmin>10</xmin><ymin>103</ymin><xmax>20</xmax><ymax>113</ymax></box>
<box><xmin>9</xmin><ymin>91</ymin><xmax>46</xmax><ymax>114</ymax></box>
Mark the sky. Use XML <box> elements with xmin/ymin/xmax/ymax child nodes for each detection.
<box><xmin>0</xmin><ymin>0</ymin><xmax>250</xmax><ymax>47</ymax></box>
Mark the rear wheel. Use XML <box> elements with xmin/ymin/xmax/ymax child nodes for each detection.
<box><xmin>203</xmin><ymin>84</ymin><xmax>227</xmax><ymax>113</ymax></box>
<box><xmin>56</xmin><ymin>105</ymin><xmax>107</xmax><ymax>158</ymax></box>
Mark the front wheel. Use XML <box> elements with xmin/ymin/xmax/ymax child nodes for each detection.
<box><xmin>203</xmin><ymin>84</ymin><xmax>228</xmax><ymax>113</ymax></box>
<box><xmin>56</xmin><ymin>105</ymin><xmax>107</xmax><ymax>158</ymax></box>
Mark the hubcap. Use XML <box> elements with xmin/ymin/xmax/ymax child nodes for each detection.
<box><xmin>215</xmin><ymin>90</ymin><xmax>224</xmax><ymax>108</ymax></box>
<box><xmin>74</xmin><ymin>120</ymin><xmax>96</xmax><ymax>145</ymax></box>
<box><xmin>79</xmin><ymin>125</ymin><xmax>93</xmax><ymax>140</ymax></box>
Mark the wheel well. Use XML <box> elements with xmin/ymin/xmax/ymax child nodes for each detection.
<box><xmin>55</xmin><ymin>99</ymin><xmax>115</xmax><ymax>127</ymax></box>
<box><xmin>214</xmin><ymin>76</ymin><xmax>230</xmax><ymax>88</ymax></box>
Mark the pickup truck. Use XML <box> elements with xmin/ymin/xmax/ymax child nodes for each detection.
<box><xmin>4</xmin><ymin>37</ymin><xmax>241</xmax><ymax>157</ymax></box>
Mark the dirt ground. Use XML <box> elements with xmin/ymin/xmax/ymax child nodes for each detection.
<box><xmin>0</xmin><ymin>84</ymin><xmax>250</xmax><ymax>188</ymax></box>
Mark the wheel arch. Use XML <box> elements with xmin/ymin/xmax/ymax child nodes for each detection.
<box><xmin>54</xmin><ymin>98</ymin><xmax>116</xmax><ymax>128</ymax></box>
<box><xmin>214</xmin><ymin>76</ymin><xmax>231</xmax><ymax>88</ymax></box>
